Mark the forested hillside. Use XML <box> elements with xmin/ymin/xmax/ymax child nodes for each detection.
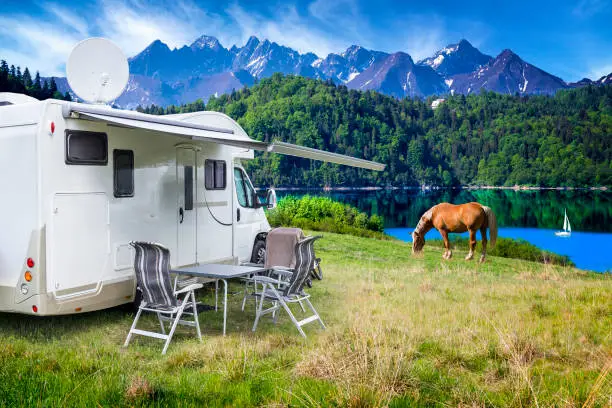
<box><xmin>0</xmin><ymin>59</ymin><xmax>71</xmax><ymax>101</ymax></box>
<box><xmin>136</xmin><ymin>75</ymin><xmax>607</xmax><ymax>187</ymax></box>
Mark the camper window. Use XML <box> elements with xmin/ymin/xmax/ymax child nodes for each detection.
<box><xmin>205</xmin><ymin>159</ymin><xmax>226</xmax><ymax>190</ymax></box>
<box><xmin>113</xmin><ymin>150</ymin><xmax>134</xmax><ymax>197</ymax></box>
<box><xmin>185</xmin><ymin>166</ymin><xmax>194</xmax><ymax>211</ymax></box>
<box><xmin>65</xmin><ymin>130</ymin><xmax>108</xmax><ymax>165</ymax></box>
<box><xmin>234</xmin><ymin>167</ymin><xmax>256</xmax><ymax>208</ymax></box>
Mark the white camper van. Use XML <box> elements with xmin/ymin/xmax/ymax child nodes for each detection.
<box><xmin>0</xmin><ymin>92</ymin><xmax>383</xmax><ymax>315</ymax></box>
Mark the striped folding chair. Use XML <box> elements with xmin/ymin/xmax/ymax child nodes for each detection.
<box><xmin>251</xmin><ymin>236</ymin><xmax>326</xmax><ymax>337</ymax></box>
<box><xmin>124</xmin><ymin>242</ymin><xmax>203</xmax><ymax>355</ymax></box>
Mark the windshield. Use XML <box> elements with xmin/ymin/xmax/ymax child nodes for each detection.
<box><xmin>234</xmin><ymin>167</ymin><xmax>256</xmax><ymax>208</ymax></box>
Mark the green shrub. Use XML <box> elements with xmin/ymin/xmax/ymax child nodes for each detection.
<box><xmin>266</xmin><ymin>195</ymin><xmax>388</xmax><ymax>238</ymax></box>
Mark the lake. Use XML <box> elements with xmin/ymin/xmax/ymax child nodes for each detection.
<box><xmin>275</xmin><ymin>189</ymin><xmax>612</xmax><ymax>272</ymax></box>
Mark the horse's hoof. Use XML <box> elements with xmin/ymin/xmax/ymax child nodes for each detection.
<box><xmin>479</xmin><ymin>256</ymin><xmax>486</xmax><ymax>263</ymax></box>
<box><xmin>465</xmin><ymin>256</ymin><xmax>473</xmax><ymax>261</ymax></box>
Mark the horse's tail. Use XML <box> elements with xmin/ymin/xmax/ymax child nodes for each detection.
<box><xmin>482</xmin><ymin>206</ymin><xmax>497</xmax><ymax>248</ymax></box>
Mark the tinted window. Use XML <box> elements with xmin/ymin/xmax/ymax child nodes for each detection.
<box><xmin>234</xmin><ymin>168</ymin><xmax>248</xmax><ymax>207</ymax></box>
<box><xmin>65</xmin><ymin>131</ymin><xmax>108</xmax><ymax>165</ymax></box>
<box><xmin>113</xmin><ymin>150</ymin><xmax>134</xmax><ymax>198</ymax></box>
<box><xmin>205</xmin><ymin>159</ymin><xmax>226</xmax><ymax>190</ymax></box>
<box><xmin>185</xmin><ymin>166</ymin><xmax>194</xmax><ymax>211</ymax></box>
<box><xmin>234</xmin><ymin>167</ymin><xmax>257</xmax><ymax>208</ymax></box>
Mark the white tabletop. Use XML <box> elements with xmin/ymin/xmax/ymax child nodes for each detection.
<box><xmin>171</xmin><ymin>264</ymin><xmax>266</xmax><ymax>279</ymax></box>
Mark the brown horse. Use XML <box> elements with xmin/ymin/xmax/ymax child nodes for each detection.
<box><xmin>412</xmin><ymin>202</ymin><xmax>497</xmax><ymax>262</ymax></box>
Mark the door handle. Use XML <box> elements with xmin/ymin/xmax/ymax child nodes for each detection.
<box><xmin>179</xmin><ymin>207</ymin><xmax>184</xmax><ymax>224</ymax></box>
<box><xmin>236</xmin><ymin>208</ymin><xmax>241</xmax><ymax>222</ymax></box>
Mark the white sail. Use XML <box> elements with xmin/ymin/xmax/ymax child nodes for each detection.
<box><xmin>556</xmin><ymin>209</ymin><xmax>572</xmax><ymax>236</ymax></box>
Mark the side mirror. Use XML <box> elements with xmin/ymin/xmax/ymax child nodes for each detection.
<box><xmin>266</xmin><ymin>188</ymin><xmax>277</xmax><ymax>209</ymax></box>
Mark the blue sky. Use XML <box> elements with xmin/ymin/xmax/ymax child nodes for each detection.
<box><xmin>1</xmin><ymin>0</ymin><xmax>611</xmax><ymax>81</ymax></box>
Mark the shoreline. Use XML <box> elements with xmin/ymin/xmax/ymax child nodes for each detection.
<box><xmin>262</xmin><ymin>185</ymin><xmax>609</xmax><ymax>192</ymax></box>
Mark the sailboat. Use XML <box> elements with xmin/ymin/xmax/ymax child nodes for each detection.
<box><xmin>555</xmin><ymin>209</ymin><xmax>572</xmax><ymax>237</ymax></box>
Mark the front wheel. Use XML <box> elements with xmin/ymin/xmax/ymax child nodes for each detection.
<box><xmin>310</xmin><ymin>258</ymin><xmax>323</xmax><ymax>280</ymax></box>
<box><xmin>250</xmin><ymin>240</ymin><xmax>266</xmax><ymax>264</ymax></box>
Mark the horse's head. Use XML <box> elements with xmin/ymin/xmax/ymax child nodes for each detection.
<box><xmin>412</xmin><ymin>231</ymin><xmax>425</xmax><ymax>254</ymax></box>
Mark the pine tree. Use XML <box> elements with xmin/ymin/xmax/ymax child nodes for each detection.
<box><xmin>22</xmin><ymin>68</ymin><xmax>33</xmax><ymax>88</ymax></box>
<box><xmin>0</xmin><ymin>60</ymin><xmax>8</xmax><ymax>91</ymax></box>
<box><xmin>41</xmin><ymin>80</ymin><xmax>50</xmax><ymax>99</ymax></box>
<box><xmin>33</xmin><ymin>71</ymin><xmax>42</xmax><ymax>92</ymax></box>
<box><xmin>49</xmin><ymin>77</ymin><xmax>58</xmax><ymax>94</ymax></box>
<box><xmin>9</xmin><ymin>65</ymin><xmax>16</xmax><ymax>77</ymax></box>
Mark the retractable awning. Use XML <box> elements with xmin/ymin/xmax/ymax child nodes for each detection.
<box><xmin>64</xmin><ymin>103</ymin><xmax>385</xmax><ymax>171</ymax></box>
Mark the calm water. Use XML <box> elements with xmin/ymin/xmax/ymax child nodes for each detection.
<box><xmin>276</xmin><ymin>189</ymin><xmax>612</xmax><ymax>272</ymax></box>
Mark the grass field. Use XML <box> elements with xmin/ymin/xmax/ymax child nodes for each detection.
<box><xmin>0</xmin><ymin>233</ymin><xmax>610</xmax><ymax>407</ymax></box>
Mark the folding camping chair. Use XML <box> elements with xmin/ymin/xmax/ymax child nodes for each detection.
<box><xmin>251</xmin><ymin>235</ymin><xmax>326</xmax><ymax>337</ymax></box>
<box><xmin>241</xmin><ymin>228</ymin><xmax>323</xmax><ymax>312</ymax></box>
<box><xmin>124</xmin><ymin>242</ymin><xmax>203</xmax><ymax>355</ymax></box>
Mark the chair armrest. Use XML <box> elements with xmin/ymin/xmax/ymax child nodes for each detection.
<box><xmin>174</xmin><ymin>283</ymin><xmax>203</xmax><ymax>295</ymax></box>
<box><xmin>269</xmin><ymin>268</ymin><xmax>294</xmax><ymax>276</ymax></box>
<box><xmin>253</xmin><ymin>276</ymin><xmax>286</xmax><ymax>285</ymax></box>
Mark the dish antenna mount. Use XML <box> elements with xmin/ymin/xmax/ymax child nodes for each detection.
<box><xmin>66</xmin><ymin>38</ymin><xmax>129</xmax><ymax>104</ymax></box>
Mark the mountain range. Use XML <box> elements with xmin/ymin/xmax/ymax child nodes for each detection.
<box><xmin>51</xmin><ymin>35</ymin><xmax>612</xmax><ymax>108</ymax></box>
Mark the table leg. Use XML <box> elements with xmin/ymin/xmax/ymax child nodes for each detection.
<box><xmin>222</xmin><ymin>279</ymin><xmax>228</xmax><ymax>336</ymax></box>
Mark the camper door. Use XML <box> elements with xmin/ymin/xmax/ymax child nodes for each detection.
<box><xmin>176</xmin><ymin>147</ymin><xmax>197</xmax><ymax>266</ymax></box>
<box><xmin>232</xmin><ymin>164</ymin><xmax>263</xmax><ymax>262</ymax></box>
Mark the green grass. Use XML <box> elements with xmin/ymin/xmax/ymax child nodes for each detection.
<box><xmin>1</xmin><ymin>233</ymin><xmax>610</xmax><ymax>407</ymax></box>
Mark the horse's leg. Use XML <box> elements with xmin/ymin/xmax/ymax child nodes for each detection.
<box><xmin>440</xmin><ymin>230</ymin><xmax>451</xmax><ymax>259</ymax></box>
<box><xmin>479</xmin><ymin>226</ymin><xmax>488</xmax><ymax>263</ymax></box>
<box><xmin>465</xmin><ymin>229</ymin><xmax>476</xmax><ymax>260</ymax></box>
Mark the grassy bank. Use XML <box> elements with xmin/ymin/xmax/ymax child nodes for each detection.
<box><xmin>427</xmin><ymin>236</ymin><xmax>574</xmax><ymax>266</ymax></box>
<box><xmin>0</xmin><ymin>234</ymin><xmax>610</xmax><ymax>407</ymax></box>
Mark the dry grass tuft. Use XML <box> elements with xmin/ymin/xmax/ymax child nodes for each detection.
<box><xmin>500</xmin><ymin>333</ymin><xmax>540</xmax><ymax>366</ymax></box>
<box><xmin>419</xmin><ymin>280</ymin><xmax>434</xmax><ymax>293</ymax></box>
<box><xmin>125</xmin><ymin>375</ymin><xmax>153</xmax><ymax>401</ymax></box>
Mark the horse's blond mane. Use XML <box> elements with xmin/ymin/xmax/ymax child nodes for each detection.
<box><xmin>414</xmin><ymin>208</ymin><xmax>434</xmax><ymax>235</ymax></box>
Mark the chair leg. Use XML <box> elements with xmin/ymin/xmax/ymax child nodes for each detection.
<box><xmin>273</xmin><ymin>301</ymin><xmax>280</xmax><ymax>324</ymax></box>
<box><xmin>215</xmin><ymin>280</ymin><xmax>219</xmax><ymax>311</ymax></box>
<box><xmin>191</xmin><ymin>291</ymin><xmax>202</xmax><ymax>342</ymax></box>
<box><xmin>252</xmin><ymin>283</ymin><xmax>267</xmax><ymax>332</ymax></box>
<box><xmin>298</xmin><ymin>299</ymin><xmax>306</xmax><ymax>312</ymax></box>
<box><xmin>162</xmin><ymin>304</ymin><xmax>186</xmax><ymax>355</ymax></box>
<box><xmin>156</xmin><ymin>312</ymin><xmax>167</xmax><ymax>334</ymax></box>
<box><xmin>279</xmin><ymin>299</ymin><xmax>307</xmax><ymax>338</ymax></box>
<box><xmin>241</xmin><ymin>277</ymin><xmax>249</xmax><ymax>312</ymax></box>
<box><xmin>304</xmin><ymin>298</ymin><xmax>326</xmax><ymax>329</ymax></box>
<box><xmin>124</xmin><ymin>307</ymin><xmax>144</xmax><ymax>348</ymax></box>
<box><xmin>271</xmin><ymin>301</ymin><xmax>277</xmax><ymax>321</ymax></box>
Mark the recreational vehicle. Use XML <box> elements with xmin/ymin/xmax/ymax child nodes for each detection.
<box><xmin>0</xmin><ymin>92</ymin><xmax>383</xmax><ymax>315</ymax></box>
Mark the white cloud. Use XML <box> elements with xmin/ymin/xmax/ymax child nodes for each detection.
<box><xmin>43</xmin><ymin>4</ymin><xmax>90</xmax><ymax>37</ymax></box>
<box><xmin>573</xmin><ymin>0</ymin><xmax>609</xmax><ymax>17</ymax></box>
<box><xmin>95</xmin><ymin>0</ymin><xmax>226</xmax><ymax>55</ymax></box>
<box><xmin>0</xmin><ymin>15</ymin><xmax>83</xmax><ymax>75</ymax></box>
<box><xmin>385</xmin><ymin>14</ymin><xmax>490</xmax><ymax>62</ymax></box>
<box><xmin>225</xmin><ymin>2</ymin><xmax>351</xmax><ymax>57</ymax></box>
<box><xmin>588</xmin><ymin>63</ymin><xmax>612</xmax><ymax>80</ymax></box>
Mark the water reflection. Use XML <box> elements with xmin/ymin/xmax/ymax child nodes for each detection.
<box><xmin>276</xmin><ymin>189</ymin><xmax>612</xmax><ymax>232</ymax></box>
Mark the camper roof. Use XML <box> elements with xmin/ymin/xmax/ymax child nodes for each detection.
<box><xmin>62</xmin><ymin>102</ymin><xmax>385</xmax><ymax>171</ymax></box>
<box><xmin>0</xmin><ymin>92</ymin><xmax>39</xmax><ymax>105</ymax></box>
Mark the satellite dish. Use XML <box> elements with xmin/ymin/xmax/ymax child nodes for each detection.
<box><xmin>66</xmin><ymin>38</ymin><xmax>129</xmax><ymax>104</ymax></box>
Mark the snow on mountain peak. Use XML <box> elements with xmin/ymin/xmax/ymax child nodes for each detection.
<box><xmin>192</xmin><ymin>35</ymin><xmax>221</xmax><ymax>50</ymax></box>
